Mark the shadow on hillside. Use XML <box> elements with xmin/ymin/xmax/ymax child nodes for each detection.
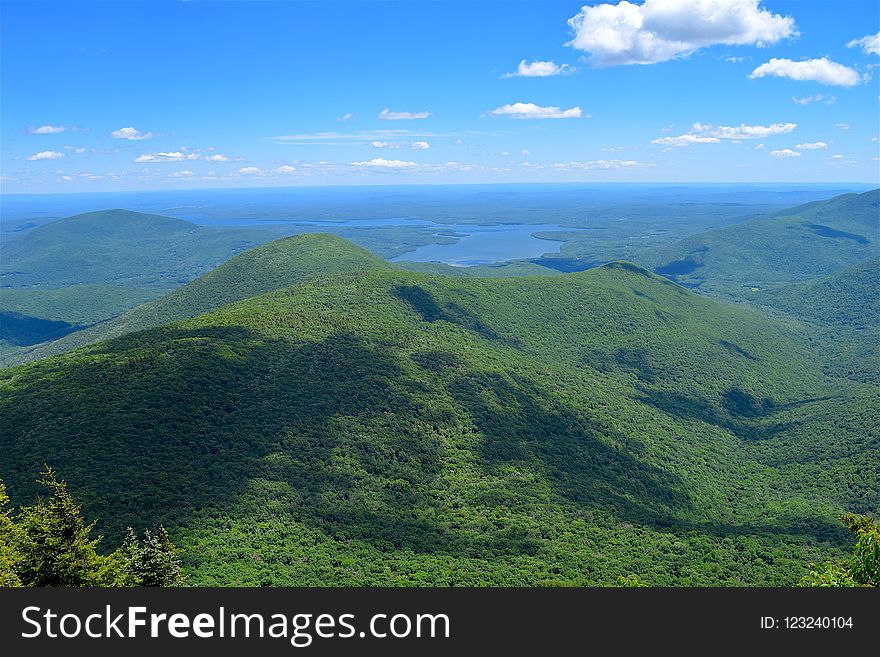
<box><xmin>638</xmin><ymin>388</ymin><xmax>805</xmax><ymax>441</ymax></box>
<box><xmin>447</xmin><ymin>368</ymin><xmax>694</xmax><ymax>529</ymax></box>
<box><xmin>1</xmin><ymin>325</ymin><xmax>538</xmax><ymax>558</ymax></box>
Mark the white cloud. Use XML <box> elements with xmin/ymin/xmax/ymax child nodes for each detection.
<box><xmin>692</xmin><ymin>121</ymin><xmax>796</xmax><ymax>139</ymax></box>
<box><xmin>651</xmin><ymin>134</ymin><xmax>720</xmax><ymax>146</ymax></box>
<box><xmin>567</xmin><ymin>0</ymin><xmax>797</xmax><ymax>66</ymax></box>
<box><xmin>378</xmin><ymin>109</ymin><xmax>432</xmax><ymax>120</ymax></box>
<box><xmin>725</xmin><ymin>56</ymin><xmax>744</xmax><ymax>64</ymax></box>
<box><xmin>134</xmin><ymin>151</ymin><xmax>197</xmax><ymax>163</ymax></box>
<box><xmin>504</xmin><ymin>60</ymin><xmax>572</xmax><ymax>77</ymax></box>
<box><xmin>794</xmin><ymin>141</ymin><xmax>828</xmax><ymax>150</ymax></box>
<box><xmin>111</xmin><ymin>126</ymin><xmax>154</xmax><ymax>140</ymax></box>
<box><xmin>370</xmin><ymin>140</ymin><xmax>431</xmax><ymax>150</ymax></box>
<box><xmin>28</xmin><ymin>125</ymin><xmax>69</xmax><ymax>135</ymax></box>
<box><xmin>274</xmin><ymin>165</ymin><xmax>297</xmax><ymax>174</ymax></box>
<box><xmin>754</xmin><ymin>143</ymin><xmax>765</xmax><ymax>150</ymax></box>
<box><xmin>237</xmin><ymin>166</ymin><xmax>263</xmax><ymax>175</ymax></box>
<box><xmin>27</xmin><ymin>150</ymin><xmax>65</xmax><ymax>160</ymax></box>
<box><xmin>835</xmin><ymin>123</ymin><xmax>851</xmax><ymax>130</ymax></box>
<box><xmin>653</xmin><ymin>121</ymin><xmax>795</xmax><ymax>146</ymax></box>
<box><xmin>552</xmin><ymin>160</ymin><xmax>653</xmax><ymax>170</ymax></box>
<box><xmin>770</xmin><ymin>148</ymin><xmax>800</xmax><ymax>158</ymax></box>
<box><xmin>521</xmin><ymin>149</ymin><xmax>531</xmax><ymax>156</ymax></box>
<box><xmin>351</xmin><ymin>157</ymin><xmax>419</xmax><ymax>168</ymax></box>
<box><xmin>750</xmin><ymin>58</ymin><xmax>861</xmax><ymax>86</ymax></box>
<box><xmin>847</xmin><ymin>32</ymin><xmax>880</xmax><ymax>56</ymax></box>
<box><xmin>337</xmin><ymin>113</ymin><xmax>355</xmax><ymax>122</ymax></box>
<box><xmin>792</xmin><ymin>94</ymin><xmax>835</xmax><ymax>105</ymax></box>
<box><xmin>523</xmin><ymin>159</ymin><xmax>654</xmax><ymax>171</ymax></box>
<box><xmin>204</xmin><ymin>154</ymin><xmax>230</xmax><ymax>162</ymax></box>
<box><xmin>171</xmin><ymin>170</ymin><xmax>194</xmax><ymax>178</ymax></box>
<box><xmin>489</xmin><ymin>102</ymin><xmax>582</xmax><ymax>119</ymax></box>
<box><xmin>65</xmin><ymin>146</ymin><xmax>87</xmax><ymax>154</ymax></box>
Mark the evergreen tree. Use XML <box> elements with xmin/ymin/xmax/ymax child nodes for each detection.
<box><xmin>12</xmin><ymin>468</ymin><xmax>105</xmax><ymax>586</ymax></box>
<box><xmin>0</xmin><ymin>469</ymin><xmax>186</xmax><ymax>588</ymax></box>
<box><xmin>0</xmin><ymin>483</ymin><xmax>23</xmax><ymax>587</ymax></box>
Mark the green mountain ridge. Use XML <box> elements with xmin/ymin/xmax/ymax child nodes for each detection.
<box><xmin>1</xmin><ymin>209</ymin><xmax>279</xmax><ymax>289</ymax></box>
<box><xmin>753</xmin><ymin>258</ymin><xmax>880</xmax><ymax>384</ymax></box>
<box><xmin>641</xmin><ymin>189</ymin><xmax>879</xmax><ymax>300</ymax></box>
<box><xmin>2</xmin><ymin>248</ymin><xmax>876</xmax><ymax>585</ymax></box>
<box><xmin>3</xmin><ymin>233</ymin><xmax>390</xmax><ymax>365</ymax></box>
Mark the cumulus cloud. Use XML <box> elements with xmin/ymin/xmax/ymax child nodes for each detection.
<box><xmin>203</xmin><ymin>154</ymin><xmax>230</xmax><ymax>162</ymax></box>
<box><xmin>522</xmin><ymin>159</ymin><xmax>654</xmax><ymax>170</ymax></box>
<box><xmin>750</xmin><ymin>58</ymin><xmax>861</xmax><ymax>86</ymax></box>
<box><xmin>274</xmin><ymin>165</ymin><xmax>297</xmax><ymax>174</ymax></box>
<box><xmin>651</xmin><ymin>134</ymin><xmax>720</xmax><ymax>146</ymax></box>
<box><xmin>551</xmin><ymin>159</ymin><xmax>653</xmax><ymax>170</ymax></box>
<box><xmin>567</xmin><ymin>0</ymin><xmax>797</xmax><ymax>66</ymax></box>
<box><xmin>504</xmin><ymin>60</ymin><xmax>573</xmax><ymax>77</ymax></box>
<box><xmin>351</xmin><ymin>157</ymin><xmax>419</xmax><ymax>168</ymax></box>
<box><xmin>28</xmin><ymin>125</ymin><xmax>69</xmax><ymax>134</ymax></box>
<box><xmin>792</xmin><ymin>94</ymin><xmax>835</xmax><ymax>105</ymax></box>
<box><xmin>171</xmin><ymin>170</ymin><xmax>194</xmax><ymax>178</ymax></box>
<box><xmin>794</xmin><ymin>141</ymin><xmax>828</xmax><ymax>150</ymax></box>
<box><xmin>237</xmin><ymin>166</ymin><xmax>263</xmax><ymax>175</ymax></box>
<box><xmin>111</xmin><ymin>126</ymin><xmax>154</xmax><ymax>140</ymax></box>
<box><xmin>835</xmin><ymin>123</ymin><xmax>851</xmax><ymax>130</ymax></box>
<box><xmin>370</xmin><ymin>140</ymin><xmax>431</xmax><ymax>150</ymax></box>
<box><xmin>134</xmin><ymin>151</ymin><xmax>197</xmax><ymax>163</ymax></box>
<box><xmin>337</xmin><ymin>113</ymin><xmax>355</xmax><ymax>122</ymax></box>
<box><xmin>847</xmin><ymin>32</ymin><xmax>880</xmax><ymax>56</ymax></box>
<box><xmin>27</xmin><ymin>150</ymin><xmax>65</xmax><ymax>160</ymax></box>
<box><xmin>653</xmin><ymin>121</ymin><xmax>795</xmax><ymax>146</ymax></box>
<box><xmin>770</xmin><ymin>148</ymin><xmax>800</xmax><ymax>158</ymax></box>
<box><xmin>692</xmin><ymin>121</ymin><xmax>796</xmax><ymax>139</ymax></box>
<box><xmin>489</xmin><ymin>102</ymin><xmax>582</xmax><ymax>119</ymax></box>
<box><xmin>65</xmin><ymin>146</ymin><xmax>87</xmax><ymax>154</ymax></box>
<box><xmin>378</xmin><ymin>109</ymin><xmax>432</xmax><ymax>120</ymax></box>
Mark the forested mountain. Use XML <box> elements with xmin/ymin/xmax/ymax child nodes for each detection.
<box><xmin>0</xmin><ymin>210</ymin><xmax>279</xmax><ymax>360</ymax></box>
<box><xmin>754</xmin><ymin>258</ymin><xmax>879</xmax><ymax>384</ymax></box>
<box><xmin>641</xmin><ymin>189</ymin><xmax>878</xmax><ymax>300</ymax></box>
<box><xmin>7</xmin><ymin>234</ymin><xmax>390</xmax><ymax>364</ymax></box>
<box><xmin>2</xmin><ymin>248</ymin><xmax>876</xmax><ymax>586</ymax></box>
<box><xmin>1</xmin><ymin>209</ymin><xmax>275</xmax><ymax>288</ymax></box>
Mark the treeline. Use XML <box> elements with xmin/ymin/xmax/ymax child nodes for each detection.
<box><xmin>0</xmin><ymin>469</ymin><xmax>184</xmax><ymax>587</ymax></box>
<box><xmin>800</xmin><ymin>513</ymin><xmax>879</xmax><ymax>587</ymax></box>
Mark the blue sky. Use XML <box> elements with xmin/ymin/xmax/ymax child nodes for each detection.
<box><xmin>1</xmin><ymin>0</ymin><xmax>878</xmax><ymax>192</ymax></box>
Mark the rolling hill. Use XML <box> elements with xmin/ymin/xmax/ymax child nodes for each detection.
<box><xmin>754</xmin><ymin>258</ymin><xmax>880</xmax><ymax>384</ymax></box>
<box><xmin>2</xmin><ymin>242</ymin><xmax>876</xmax><ymax>586</ymax></box>
<box><xmin>5</xmin><ymin>233</ymin><xmax>391</xmax><ymax>364</ymax></box>
<box><xmin>640</xmin><ymin>189</ymin><xmax>879</xmax><ymax>300</ymax></box>
<box><xmin>1</xmin><ymin>209</ymin><xmax>277</xmax><ymax>289</ymax></box>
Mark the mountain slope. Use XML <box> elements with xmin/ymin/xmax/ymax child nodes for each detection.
<box><xmin>7</xmin><ymin>233</ymin><xmax>390</xmax><ymax>364</ymax></box>
<box><xmin>641</xmin><ymin>189</ymin><xmax>879</xmax><ymax>300</ymax></box>
<box><xmin>754</xmin><ymin>258</ymin><xmax>880</xmax><ymax>384</ymax></box>
<box><xmin>2</xmin><ymin>256</ymin><xmax>875</xmax><ymax>586</ymax></box>
<box><xmin>1</xmin><ymin>209</ymin><xmax>275</xmax><ymax>288</ymax></box>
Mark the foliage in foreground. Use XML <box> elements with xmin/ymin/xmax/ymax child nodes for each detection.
<box><xmin>800</xmin><ymin>514</ymin><xmax>879</xmax><ymax>587</ymax></box>
<box><xmin>0</xmin><ymin>470</ymin><xmax>184</xmax><ymax>587</ymax></box>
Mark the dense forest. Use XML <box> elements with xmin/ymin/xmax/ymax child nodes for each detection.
<box><xmin>2</xmin><ymin>244</ymin><xmax>876</xmax><ymax>585</ymax></box>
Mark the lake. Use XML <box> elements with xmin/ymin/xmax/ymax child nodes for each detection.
<box><xmin>388</xmin><ymin>223</ymin><xmax>568</xmax><ymax>265</ymax></box>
